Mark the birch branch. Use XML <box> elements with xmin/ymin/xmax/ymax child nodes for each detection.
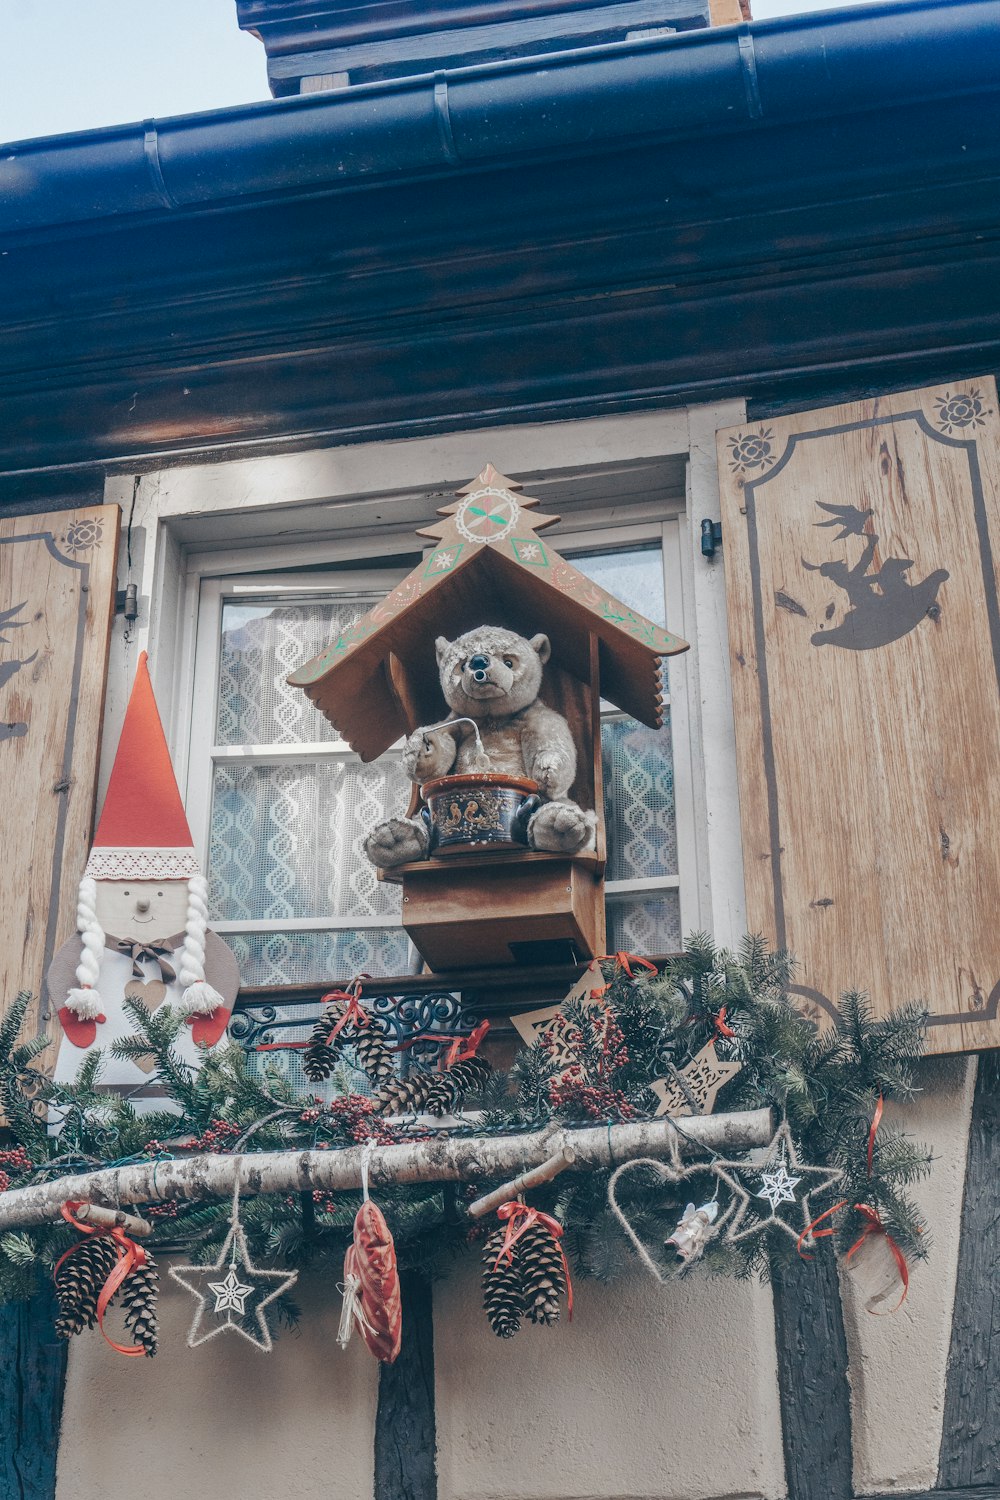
<box><xmin>0</xmin><ymin>1108</ymin><xmax>773</xmax><ymax>1231</ymax></box>
<box><xmin>467</xmin><ymin>1146</ymin><xmax>577</xmax><ymax>1218</ymax></box>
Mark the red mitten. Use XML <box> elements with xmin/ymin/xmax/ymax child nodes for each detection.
<box><xmin>59</xmin><ymin>1005</ymin><xmax>105</xmax><ymax>1049</ymax></box>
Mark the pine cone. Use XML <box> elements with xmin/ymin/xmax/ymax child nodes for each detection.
<box><xmin>121</xmin><ymin>1253</ymin><xmax>159</xmax><ymax>1357</ymax></box>
<box><xmin>350</xmin><ymin>1025</ymin><xmax>396</xmax><ymax>1086</ymax></box>
<box><xmin>374</xmin><ymin>1069</ymin><xmax>442</xmax><ymax>1117</ymax></box>
<box><xmin>425</xmin><ymin>1055</ymin><xmax>493</xmax><ymax>1117</ymax></box>
<box><xmin>54</xmin><ymin>1237</ymin><xmax>119</xmax><ymax>1339</ymax></box>
<box><xmin>518</xmin><ymin>1221</ymin><xmax>566</xmax><ymax>1327</ymax></box>
<box><xmin>482</xmin><ymin>1228</ymin><xmax>524</xmax><ymax>1339</ymax></box>
<box><xmin>303</xmin><ymin>1001</ymin><xmax>350</xmax><ymax>1083</ymax></box>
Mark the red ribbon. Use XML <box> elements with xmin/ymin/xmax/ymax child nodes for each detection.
<box><xmin>320</xmin><ymin>990</ymin><xmax>371</xmax><ymax>1044</ymax></box>
<box><xmin>867</xmin><ymin>1093</ymin><xmax>884</xmax><ymax>1179</ymax></box>
<box><xmin>493</xmin><ymin>1200</ymin><xmax>573</xmax><ymax>1320</ymax></box>
<box><xmin>846</xmin><ymin>1204</ymin><xmax>910</xmax><ymax>1314</ymax></box>
<box><xmin>443</xmin><ymin>1019</ymin><xmax>490</xmax><ymax>1070</ymax></box>
<box><xmin>713</xmin><ymin>1006</ymin><xmax>736</xmax><ymax>1039</ymax></box>
<box><xmin>595</xmin><ymin>952</ymin><xmax>658</xmax><ymax>980</ymax></box>
<box><xmin>797</xmin><ymin>1198</ymin><xmax>909</xmax><ymax>1314</ymax></box>
<box><xmin>56</xmin><ymin>1202</ymin><xmax>147</xmax><ymax>1357</ymax></box>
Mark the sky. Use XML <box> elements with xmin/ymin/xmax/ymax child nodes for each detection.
<box><xmin>0</xmin><ymin>0</ymin><xmax>912</xmax><ymax>145</ymax></box>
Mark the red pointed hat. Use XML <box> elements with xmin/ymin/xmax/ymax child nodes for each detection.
<box><xmin>85</xmin><ymin>652</ymin><xmax>199</xmax><ymax>880</ymax></box>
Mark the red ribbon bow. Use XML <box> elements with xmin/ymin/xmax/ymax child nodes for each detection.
<box><xmin>319</xmin><ymin>987</ymin><xmax>371</xmax><ymax>1044</ymax></box>
<box><xmin>796</xmin><ymin>1094</ymin><xmax>908</xmax><ymax>1313</ymax></box>
<box><xmin>443</xmin><ymin>1019</ymin><xmax>490</xmax><ymax>1070</ymax></box>
<box><xmin>56</xmin><ymin>1202</ymin><xmax>147</xmax><ymax>1357</ymax></box>
<box><xmin>493</xmin><ymin>1200</ymin><xmax>573</xmax><ymax>1319</ymax></box>
<box><xmin>596</xmin><ymin>952</ymin><xmax>658</xmax><ymax>980</ymax></box>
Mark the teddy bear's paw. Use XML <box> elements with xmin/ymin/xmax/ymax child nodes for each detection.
<box><xmin>527</xmin><ymin>801</ymin><xmax>595</xmax><ymax>854</ymax></box>
<box><xmin>402</xmin><ymin>727</ymin><xmax>456</xmax><ymax>783</ymax></box>
<box><xmin>364</xmin><ymin>817</ymin><xmax>429</xmax><ymax>868</ymax></box>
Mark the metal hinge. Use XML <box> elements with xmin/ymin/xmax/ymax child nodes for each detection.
<box><xmin>115</xmin><ymin>582</ymin><xmax>139</xmax><ymax>621</ymax></box>
<box><xmin>700</xmin><ymin>520</ymin><xmax>723</xmax><ymax>559</ymax></box>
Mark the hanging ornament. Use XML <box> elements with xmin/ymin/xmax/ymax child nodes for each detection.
<box><xmin>480</xmin><ymin>1199</ymin><xmax>571</xmax><ymax>1338</ymax></box>
<box><xmin>713</xmin><ymin>1120</ymin><xmax>844</xmax><ymax>1245</ymax></box>
<box><xmin>607</xmin><ymin>1153</ymin><xmax>727</xmax><ymax>1282</ymax></box>
<box><xmin>338</xmin><ymin>1144</ymin><xmax>402</xmax><ymax>1363</ymax></box>
<box><xmin>755</xmin><ymin>1161</ymin><xmax>801</xmax><ymax>1211</ymax></box>
<box><xmin>798</xmin><ymin>1095</ymin><xmax>910</xmax><ymax>1314</ymax></box>
<box><xmin>169</xmin><ymin>1178</ymin><xmax>298</xmax><ymax>1351</ymax></box>
<box><xmin>303</xmin><ymin>981</ymin><xmax>395</xmax><ymax>1087</ymax></box>
<box><xmin>482</xmin><ymin>1227</ymin><xmax>525</xmax><ymax>1338</ymax></box>
<box><xmin>53</xmin><ymin>1201</ymin><xmax>158</xmax><ymax>1356</ymax></box>
<box><xmin>666</xmin><ymin>1201</ymin><xmax>720</xmax><ymax>1266</ymax></box>
<box><xmin>649</xmin><ymin>1040</ymin><xmax>742</xmax><ymax>1118</ymax></box>
<box><xmin>375</xmin><ymin>1021</ymin><xmax>491</xmax><ymax>1117</ymax></box>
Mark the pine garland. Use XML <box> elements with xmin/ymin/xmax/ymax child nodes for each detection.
<box><xmin>0</xmin><ymin>938</ymin><xmax>932</xmax><ymax>1315</ymax></box>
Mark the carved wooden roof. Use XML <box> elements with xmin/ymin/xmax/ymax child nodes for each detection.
<box><xmin>288</xmin><ymin>464</ymin><xmax>688</xmax><ymax>761</ymax></box>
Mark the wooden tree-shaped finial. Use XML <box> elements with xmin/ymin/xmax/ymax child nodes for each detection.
<box><xmin>417</xmin><ymin>465</ymin><xmax>560</xmax><ymax>555</ymax></box>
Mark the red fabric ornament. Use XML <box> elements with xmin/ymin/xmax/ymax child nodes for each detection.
<box><xmin>340</xmin><ymin>1199</ymin><xmax>402</xmax><ymax>1363</ymax></box>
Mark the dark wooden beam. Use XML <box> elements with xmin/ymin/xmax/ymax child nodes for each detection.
<box><xmin>0</xmin><ymin>1286</ymin><xmax>67</xmax><ymax>1500</ymax></box>
<box><xmin>771</xmin><ymin>1240</ymin><xmax>853</xmax><ymax>1500</ymax></box>
<box><xmin>374</xmin><ymin>1268</ymin><xmax>437</xmax><ymax>1500</ymax></box>
<box><xmin>938</xmin><ymin>1052</ymin><xmax>1000</xmax><ymax>1490</ymax></box>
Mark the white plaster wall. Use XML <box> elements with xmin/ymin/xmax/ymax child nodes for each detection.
<box><xmin>844</xmin><ymin>1054</ymin><xmax>976</xmax><ymax>1496</ymax></box>
<box><xmin>55</xmin><ymin>1267</ymin><xmax>378</xmax><ymax>1500</ymax></box>
<box><xmin>434</xmin><ymin>1249</ymin><xmax>786</xmax><ymax>1500</ymax></box>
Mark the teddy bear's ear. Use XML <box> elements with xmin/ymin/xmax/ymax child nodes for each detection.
<box><xmin>529</xmin><ymin>633</ymin><xmax>552</xmax><ymax>664</ymax></box>
<box><xmin>435</xmin><ymin>636</ymin><xmax>452</xmax><ymax>667</ymax></box>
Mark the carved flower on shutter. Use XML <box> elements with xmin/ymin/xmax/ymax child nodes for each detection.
<box><xmin>64</xmin><ymin>517</ymin><xmax>104</xmax><ymax>554</ymax></box>
<box><xmin>726</xmin><ymin>429</ymin><xmax>777</xmax><ymax>474</ymax></box>
<box><xmin>933</xmin><ymin>389</ymin><xmax>990</xmax><ymax>433</ymax></box>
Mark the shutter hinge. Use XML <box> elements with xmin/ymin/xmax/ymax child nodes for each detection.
<box><xmin>700</xmin><ymin>520</ymin><xmax>723</xmax><ymax>559</ymax></box>
<box><xmin>115</xmin><ymin>582</ymin><xmax>139</xmax><ymax>621</ymax></box>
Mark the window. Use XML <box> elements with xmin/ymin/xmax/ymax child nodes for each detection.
<box><xmin>183</xmin><ymin>475</ymin><xmax>697</xmax><ymax>990</ymax></box>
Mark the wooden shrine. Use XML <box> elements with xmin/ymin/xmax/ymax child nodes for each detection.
<box><xmin>289</xmin><ymin>465</ymin><xmax>687</xmax><ymax>973</ymax></box>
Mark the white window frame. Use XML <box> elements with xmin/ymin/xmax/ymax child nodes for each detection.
<box><xmin>108</xmin><ymin>402</ymin><xmax>747</xmax><ymax>958</ymax></box>
<box><xmin>180</xmin><ymin>511</ymin><xmax>697</xmax><ymax>957</ymax></box>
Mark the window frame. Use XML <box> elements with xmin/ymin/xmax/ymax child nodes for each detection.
<box><xmin>180</xmin><ymin>511</ymin><xmax>698</xmax><ymax>964</ymax></box>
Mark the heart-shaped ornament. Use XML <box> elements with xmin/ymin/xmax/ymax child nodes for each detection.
<box><xmin>607</xmin><ymin>1156</ymin><xmax>732</xmax><ymax>1283</ymax></box>
<box><xmin>124</xmin><ymin>977</ymin><xmax>168</xmax><ymax>1010</ymax></box>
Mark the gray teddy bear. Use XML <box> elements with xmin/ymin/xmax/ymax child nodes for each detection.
<box><xmin>364</xmin><ymin>625</ymin><xmax>597</xmax><ymax>869</ymax></box>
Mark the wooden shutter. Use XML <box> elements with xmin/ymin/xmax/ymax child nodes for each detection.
<box><xmin>0</xmin><ymin>506</ymin><xmax>119</xmax><ymax>1062</ymax></box>
<box><xmin>718</xmin><ymin>380</ymin><xmax>1000</xmax><ymax>1056</ymax></box>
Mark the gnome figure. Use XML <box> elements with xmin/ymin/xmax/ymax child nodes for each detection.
<box><xmin>49</xmin><ymin>653</ymin><xmax>240</xmax><ymax>1099</ymax></box>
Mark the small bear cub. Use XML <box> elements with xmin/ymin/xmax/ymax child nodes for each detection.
<box><xmin>364</xmin><ymin>625</ymin><xmax>597</xmax><ymax>868</ymax></box>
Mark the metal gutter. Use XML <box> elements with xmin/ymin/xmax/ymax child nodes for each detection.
<box><xmin>0</xmin><ymin>0</ymin><xmax>997</xmax><ymax>236</ymax></box>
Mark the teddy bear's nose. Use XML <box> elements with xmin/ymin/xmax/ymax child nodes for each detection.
<box><xmin>135</xmin><ymin>896</ymin><xmax>151</xmax><ymax>913</ymax></box>
<box><xmin>469</xmin><ymin>653</ymin><xmax>490</xmax><ymax>679</ymax></box>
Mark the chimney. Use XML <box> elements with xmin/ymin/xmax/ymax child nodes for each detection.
<box><xmin>236</xmin><ymin>0</ymin><xmax>736</xmax><ymax>100</ymax></box>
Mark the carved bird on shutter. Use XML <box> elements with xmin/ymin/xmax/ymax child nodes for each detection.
<box><xmin>0</xmin><ymin>650</ymin><xmax>37</xmax><ymax>693</ymax></box>
<box><xmin>0</xmin><ymin>600</ymin><xmax>30</xmax><ymax>644</ymax></box>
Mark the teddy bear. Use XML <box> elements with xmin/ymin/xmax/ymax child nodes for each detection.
<box><xmin>364</xmin><ymin>625</ymin><xmax>597</xmax><ymax>869</ymax></box>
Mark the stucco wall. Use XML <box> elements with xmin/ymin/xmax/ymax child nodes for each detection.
<box><xmin>434</xmin><ymin>1251</ymin><xmax>786</xmax><ymax>1500</ymax></box>
<box><xmin>844</xmin><ymin>1054</ymin><xmax>976</xmax><ymax>1496</ymax></box>
<box><xmin>55</xmin><ymin>1268</ymin><xmax>378</xmax><ymax>1500</ymax></box>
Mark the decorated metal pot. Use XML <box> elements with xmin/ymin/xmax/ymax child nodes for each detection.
<box><xmin>421</xmin><ymin>773</ymin><xmax>541</xmax><ymax>855</ymax></box>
